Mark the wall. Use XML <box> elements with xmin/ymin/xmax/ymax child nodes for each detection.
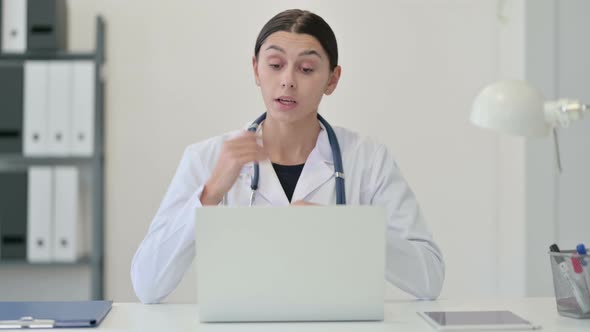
<box><xmin>523</xmin><ymin>0</ymin><xmax>559</xmax><ymax>296</ymax></box>
<box><xmin>554</xmin><ymin>0</ymin><xmax>590</xmax><ymax>249</ymax></box>
<box><xmin>61</xmin><ymin>0</ymin><xmax>530</xmax><ymax>302</ymax></box>
<box><xmin>524</xmin><ymin>0</ymin><xmax>590</xmax><ymax>296</ymax></box>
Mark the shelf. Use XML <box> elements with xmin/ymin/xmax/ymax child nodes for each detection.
<box><xmin>0</xmin><ymin>17</ymin><xmax>104</xmax><ymax>63</ymax></box>
<box><xmin>0</xmin><ymin>155</ymin><xmax>98</xmax><ymax>163</ymax></box>
<box><xmin>0</xmin><ymin>256</ymin><xmax>93</xmax><ymax>267</ymax></box>
<box><xmin>0</xmin><ymin>15</ymin><xmax>106</xmax><ymax>300</ymax></box>
<box><xmin>0</xmin><ymin>155</ymin><xmax>100</xmax><ymax>171</ymax></box>
<box><xmin>0</xmin><ymin>51</ymin><xmax>96</xmax><ymax>61</ymax></box>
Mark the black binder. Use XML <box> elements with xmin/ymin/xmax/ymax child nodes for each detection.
<box><xmin>0</xmin><ymin>62</ymin><xmax>24</xmax><ymax>154</ymax></box>
<box><xmin>0</xmin><ymin>171</ymin><xmax>28</xmax><ymax>260</ymax></box>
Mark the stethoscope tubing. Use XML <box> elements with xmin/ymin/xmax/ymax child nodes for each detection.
<box><xmin>247</xmin><ymin>112</ymin><xmax>345</xmax><ymax>206</ymax></box>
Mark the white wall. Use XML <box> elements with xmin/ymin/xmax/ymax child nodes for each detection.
<box><xmin>495</xmin><ymin>0</ymin><xmax>528</xmax><ymax>297</ymax></box>
<box><xmin>554</xmin><ymin>0</ymin><xmax>590</xmax><ymax>248</ymax></box>
<box><xmin>523</xmin><ymin>0</ymin><xmax>590</xmax><ymax>296</ymax></box>
<box><xmin>63</xmin><ymin>0</ymin><xmax>535</xmax><ymax>302</ymax></box>
<box><xmin>523</xmin><ymin>0</ymin><xmax>559</xmax><ymax>297</ymax></box>
<box><xmin>0</xmin><ymin>266</ymin><xmax>91</xmax><ymax>300</ymax></box>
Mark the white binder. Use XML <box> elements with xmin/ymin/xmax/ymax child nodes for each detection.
<box><xmin>53</xmin><ymin>166</ymin><xmax>89</xmax><ymax>262</ymax></box>
<box><xmin>1</xmin><ymin>0</ymin><xmax>27</xmax><ymax>53</ymax></box>
<box><xmin>71</xmin><ymin>61</ymin><xmax>95</xmax><ymax>156</ymax></box>
<box><xmin>27</xmin><ymin>167</ymin><xmax>53</xmax><ymax>262</ymax></box>
<box><xmin>47</xmin><ymin>62</ymin><xmax>72</xmax><ymax>156</ymax></box>
<box><xmin>23</xmin><ymin>61</ymin><xmax>50</xmax><ymax>156</ymax></box>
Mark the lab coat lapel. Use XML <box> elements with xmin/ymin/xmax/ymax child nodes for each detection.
<box><xmin>238</xmin><ymin>122</ymin><xmax>289</xmax><ymax>206</ymax></box>
<box><xmin>239</xmin><ymin>160</ymin><xmax>290</xmax><ymax>206</ymax></box>
<box><xmin>255</xmin><ymin>159</ymin><xmax>290</xmax><ymax>206</ymax></box>
<box><xmin>291</xmin><ymin>127</ymin><xmax>335</xmax><ymax>203</ymax></box>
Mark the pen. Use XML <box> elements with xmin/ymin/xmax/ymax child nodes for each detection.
<box><xmin>550</xmin><ymin>244</ymin><xmax>590</xmax><ymax>313</ymax></box>
<box><xmin>576</xmin><ymin>244</ymin><xmax>588</xmax><ymax>266</ymax></box>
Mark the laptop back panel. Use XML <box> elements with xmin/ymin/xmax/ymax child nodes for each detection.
<box><xmin>195</xmin><ymin>206</ymin><xmax>385</xmax><ymax>322</ymax></box>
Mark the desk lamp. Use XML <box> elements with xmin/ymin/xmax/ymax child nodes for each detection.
<box><xmin>470</xmin><ymin>80</ymin><xmax>588</xmax><ymax>171</ymax></box>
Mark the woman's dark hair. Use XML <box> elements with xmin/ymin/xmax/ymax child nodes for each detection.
<box><xmin>254</xmin><ymin>9</ymin><xmax>338</xmax><ymax>71</ymax></box>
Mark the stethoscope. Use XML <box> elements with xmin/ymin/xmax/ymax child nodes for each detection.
<box><xmin>247</xmin><ymin>112</ymin><xmax>346</xmax><ymax>206</ymax></box>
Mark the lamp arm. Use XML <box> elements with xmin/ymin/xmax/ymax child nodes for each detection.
<box><xmin>544</xmin><ymin>99</ymin><xmax>588</xmax><ymax>128</ymax></box>
<box><xmin>543</xmin><ymin>99</ymin><xmax>587</xmax><ymax>174</ymax></box>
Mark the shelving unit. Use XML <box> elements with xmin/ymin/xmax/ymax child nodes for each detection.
<box><xmin>0</xmin><ymin>16</ymin><xmax>105</xmax><ymax>300</ymax></box>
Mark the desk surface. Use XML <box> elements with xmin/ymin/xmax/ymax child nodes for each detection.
<box><xmin>66</xmin><ymin>298</ymin><xmax>589</xmax><ymax>331</ymax></box>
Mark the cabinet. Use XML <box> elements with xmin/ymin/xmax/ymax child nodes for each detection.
<box><xmin>0</xmin><ymin>16</ymin><xmax>105</xmax><ymax>300</ymax></box>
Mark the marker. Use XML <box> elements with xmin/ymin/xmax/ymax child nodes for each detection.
<box><xmin>572</xmin><ymin>257</ymin><xmax>584</xmax><ymax>274</ymax></box>
<box><xmin>550</xmin><ymin>244</ymin><xmax>590</xmax><ymax>313</ymax></box>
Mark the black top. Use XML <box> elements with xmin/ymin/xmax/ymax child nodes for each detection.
<box><xmin>272</xmin><ymin>163</ymin><xmax>305</xmax><ymax>202</ymax></box>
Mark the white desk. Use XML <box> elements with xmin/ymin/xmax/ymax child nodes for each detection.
<box><xmin>68</xmin><ymin>298</ymin><xmax>589</xmax><ymax>331</ymax></box>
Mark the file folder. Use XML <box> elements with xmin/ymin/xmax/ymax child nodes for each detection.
<box><xmin>23</xmin><ymin>61</ymin><xmax>50</xmax><ymax>156</ymax></box>
<box><xmin>53</xmin><ymin>166</ymin><xmax>88</xmax><ymax>262</ymax></box>
<box><xmin>47</xmin><ymin>61</ymin><xmax>72</xmax><ymax>156</ymax></box>
<box><xmin>0</xmin><ymin>61</ymin><xmax>24</xmax><ymax>154</ymax></box>
<box><xmin>0</xmin><ymin>171</ymin><xmax>28</xmax><ymax>260</ymax></box>
<box><xmin>71</xmin><ymin>61</ymin><xmax>95</xmax><ymax>156</ymax></box>
<box><xmin>1</xmin><ymin>0</ymin><xmax>27</xmax><ymax>53</ymax></box>
<box><xmin>0</xmin><ymin>301</ymin><xmax>112</xmax><ymax>328</ymax></box>
<box><xmin>27</xmin><ymin>167</ymin><xmax>53</xmax><ymax>262</ymax></box>
<box><xmin>26</xmin><ymin>0</ymin><xmax>68</xmax><ymax>51</ymax></box>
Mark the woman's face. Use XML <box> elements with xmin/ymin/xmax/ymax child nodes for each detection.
<box><xmin>253</xmin><ymin>31</ymin><xmax>341</xmax><ymax>124</ymax></box>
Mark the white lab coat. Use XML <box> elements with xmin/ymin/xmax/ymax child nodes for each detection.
<box><xmin>131</xmin><ymin>123</ymin><xmax>445</xmax><ymax>304</ymax></box>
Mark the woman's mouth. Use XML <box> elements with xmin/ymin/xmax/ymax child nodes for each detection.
<box><xmin>276</xmin><ymin>97</ymin><xmax>296</xmax><ymax>105</ymax></box>
<box><xmin>274</xmin><ymin>97</ymin><xmax>298</xmax><ymax>110</ymax></box>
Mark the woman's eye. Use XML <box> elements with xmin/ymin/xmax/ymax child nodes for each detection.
<box><xmin>302</xmin><ymin>67</ymin><xmax>314</xmax><ymax>74</ymax></box>
<box><xmin>269</xmin><ymin>64</ymin><xmax>281</xmax><ymax>69</ymax></box>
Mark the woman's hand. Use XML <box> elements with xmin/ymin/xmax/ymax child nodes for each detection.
<box><xmin>201</xmin><ymin>132</ymin><xmax>267</xmax><ymax>205</ymax></box>
<box><xmin>291</xmin><ymin>200</ymin><xmax>320</xmax><ymax>206</ymax></box>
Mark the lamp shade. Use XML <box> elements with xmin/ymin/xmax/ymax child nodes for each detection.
<box><xmin>470</xmin><ymin>80</ymin><xmax>550</xmax><ymax>137</ymax></box>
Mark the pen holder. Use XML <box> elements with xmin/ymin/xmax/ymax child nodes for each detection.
<box><xmin>549</xmin><ymin>251</ymin><xmax>590</xmax><ymax>319</ymax></box>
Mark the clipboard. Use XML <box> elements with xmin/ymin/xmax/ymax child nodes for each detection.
<box><xmin>0</xmin><ymin>301</ymin><xmax>112</xmax><ymax>329</ymax></box>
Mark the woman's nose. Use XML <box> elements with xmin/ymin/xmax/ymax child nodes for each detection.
<box><xmin>281</xmin><ymin>70</ymin><xmax>296</xmax><ymax>89</ymax></box>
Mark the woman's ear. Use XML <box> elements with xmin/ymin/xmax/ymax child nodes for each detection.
<box><xmin>252</xmin><ymin>56</ymin><xmax>261</xmax><ymax>86</ymax></box>
<box><xmin>324</xmin><ymin>66</ymin><xmax>342</xmax><ymax>95</ymax></box>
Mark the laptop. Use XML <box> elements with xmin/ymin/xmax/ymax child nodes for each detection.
<box><xmin>195</xmin><ymin>206</ymin><xmax>386</xmax><ymax>323</ymax></box>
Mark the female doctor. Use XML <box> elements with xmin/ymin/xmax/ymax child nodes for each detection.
<box><xmin>131</xmin><ymin>9</ymin><xmax>444</xmax><ymax>304</ymax></box>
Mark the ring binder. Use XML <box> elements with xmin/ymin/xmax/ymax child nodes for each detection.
<box><xmin>0</xmin><ymin>301</ymin><xmax>112</xmax><ymax>329</ymax></box>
